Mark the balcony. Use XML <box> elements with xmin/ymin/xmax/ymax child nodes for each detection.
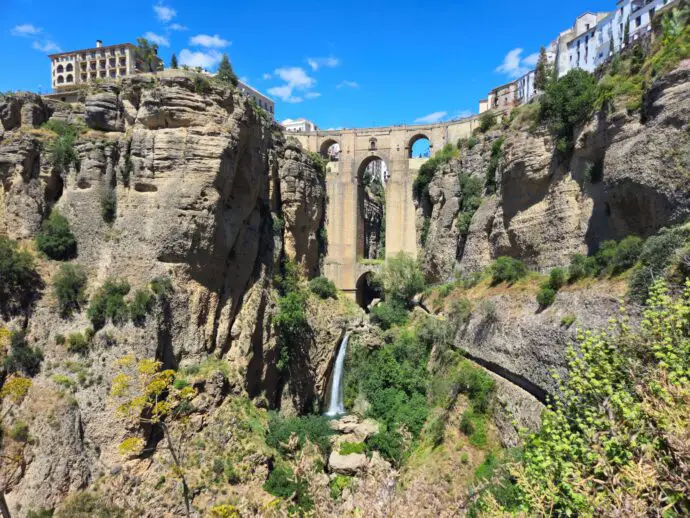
<box><xmin>631</xmin><ymin>0</ymin><xmax>653</xmax><ymax>13</ymax></box>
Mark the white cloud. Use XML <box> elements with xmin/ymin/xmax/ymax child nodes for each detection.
<box><xmin>153</xmin><ymin>2</ymin><xmax>177</xmax><ymax>22</ymax></box>
<box><xmin>495</xmin><ymin>48</ymin><xmax>538</xmax><ymax>78</ymax></box>
<box><xmin>178</xmin><ymin>49</ymin><xmax>222</xmax><ymax>69</ymax></box>
<box><xmin>189</xmin><ymin>34</ymin><xmax>230</xmax><ymax>48</ymax></box>
<box><xmin>451</xmin><ymin>109</ymin><xmax>474</xmax><ymax>120</ymax></box>
<box><xmin>306</xmin><ymin>56</ymin><xmax>340</xmax><ymax>71</ymax></box>
<box><xmin>414</xmin><ymin>111</ymin><xmax>448</xmax><ymax>124</ymax></box>
<box><xmin>32</xmin><ymin>40</ymin><xmax>61</xmax><ymax>53</ymax></box>
<box><xmin>337</xmin><ymin>80</ymin><xmax>359</xmax><ymax>89</ymax></box>
<box><xmin>305</xmin><ymin>92</ymin><xmax>321</xmax><ymax>99</ymax></box>
<box><xmin>144</xmin><ymin>31</ymin><xmax>170</xmax><ymax>47</ymax></box>
<box><xmin>268</xmin><ymin>66</ymin><xmax>317</xmax><ymax>103</ymax></box>
<box><xmin>11</xmin><ymin>24</ymin><xmax>41</xmax><ymax>36</ymax></box>
<box><xmin>262</xmin><ymin>73</ymin><xmax>272</xmax><ymax>80</ymax></box>
<box><xmin>168</xmin><ymin>23</ymin><xmax>188</xmax><ymax>31</ymax></box>
<box><xmin>239</xmin><ymin>76</ymin><xmax>249</xmax><ymax>84</ymax></box>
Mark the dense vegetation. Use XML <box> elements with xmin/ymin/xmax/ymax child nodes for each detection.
<box><xmin>35</xmin><ymin>211</ymin><xmax>77</xmax><ymax>260</ymax></box>
<box><xmin>0</xmin><ymin>236</ymin><xmax>40</xmax><ymax>316</ymax></box>
<box><xmin>53</xmin><ymin>263</ymin><xmax>88</xmax><ymax>318</ymax></box>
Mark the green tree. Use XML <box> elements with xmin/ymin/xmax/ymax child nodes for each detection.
<box><xmin>624</xmin><ymin>18</ymin><xmax>631</xmax><ymax>45</ymax></box>
<box><xmin>0</xmin><ymin>236</ymin><xmax>40</xmax><ymax>316</ymax></box>
<box><xmin>534</xmin><ymin>46</ymin><xmax>552</xmax><ymax>91</ymax></box>
<box><xmin>379</xmin><ymin>252</ymin><xmax>425</xmax><ymax>306</ymax></box>
<box><xmin>170</xmin><ymin>53</ymin><xmax>178</xmax><ymax>69</ymax></box>
<box><xmin>135</xmin><ymin>38</ymin><xmax>161</xmax><ymax>73</ymax></box>
<box><xmin>216</xmin><ymin>54</ymin><xmax>238</xmax><ymax>86</ymax></box>
<box><xmin>53</xmin><ymin>263</ymin><xmax>87</xmax><ymax>317</ymax></box>
<box><xmin>35</xmin><ymin>210</ymin><xmax>77</xmax><ymax>260</ymax></box>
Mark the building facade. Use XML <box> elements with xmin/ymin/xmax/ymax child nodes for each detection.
<box><xmin>48</xmin><ymin>40</ymin><xmax>162</xmax><ymax>91</ymax></box>
<box><xmin>516</xmin><ymin>69</ymin><xmax>537</xmax><ymax>105</ymax></box>
<box><xmin>487</xmin><ymin>80</ymin><xmax>519</xmax><ymax>113</ymax></box>
<box><xmin>237</xmin><ymin>81</ymin><xmax>275</xmax><ymax>117</ymax></box>
<box><xmin>281</xmin><ymin>118</ymin><xmax>319</xmax><ymax>132</ymax></box>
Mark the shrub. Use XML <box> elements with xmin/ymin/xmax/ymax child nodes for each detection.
<box><xmin>263</xmin><ymin>466</ymin><xmax>313</xmax><ymax>512</ymax></box>
<box><xmin>369</xmin><ymin>301</ymin><xmax>408</xmax><ymax>330</ymax></box>
<box><xmin>9</xmin><ymin>420</ymin><xmax>29</xmax><ymax>442</ymax></box>
<box><xmin>42</xmin><ymin>119</ymin><xmax>79</xmax><ymax>172</ymax></box>
<box><xmin>53</xmin><ymin>263</ymin><xmax>87</xmax><ymax>317</ymax></box>
<box><xmin>454</xmin><ymin>360</ymin><xmax>495</xmax><ymax>413</ymax></box>
<box><xmin>224</xmin><ymin>460</ymin><xmax>239</xmax><ymax>484</ymax></box>
<box><xmin>536</xmin><ymin>286</ymin><xmax>557</xmax><ymax>308</ymax></box>
<box><xmin>55</xmin><ymin>333</ymin><xmax>65</xmax><ymax>345</ymax></box>
<box><xmin>150</xmin><ymin>276</ymin><xmax>173</xmax><ymax>300</ymax></box>
<box><xmin>468</xmin><ymin>136</ymin><xmax>479</xmax><ymax>149</ymax></box>
<box><xmin>66</xmin><ymin>332</ymin><xmax>89</xmax><ymax>354</ymax></box>
<box><xmin>568</xmin><ymin>253</ymin><xmax>600</xmax><ymax>282</ymax></box>
<box><xmin>611</xmin><ymin>235</ymin><xmax>643</xmax><ymax>274</ymax></box>
<box><xmin>329</xmin><ymin>474</ymin><xmax>353</xmax><ymax>500</ymax></box>
<box><xmin>3</xmin><ymin>331</ymin><xmax>43</xmax><ymax>376</ymax></box>
<box><xmin>129</xmin><ymin>289</ymin><xmax>153</xmax><ymax>324</ymax></box>
<box><xmin>379</xmin><ymin>251</ymin><xmax>425</xmax><ymax>306</ymax></box>
<box><xmin>87</xmin><ymin>278</ymin><xmax>131</xmax><ymax>329</ymax></box>
<box><xmin>548</xmin><ymin>268</ymin><xmax>567</xmax><ymax>290</ymax></box>
<box><xmin>35</xmin><ymin>211</ymin><xmax>77</xmax><ymax>260</ymax></box>
<box><xmin>478</xmin><ymin>112</ymin><xmax>497</xmax><ymax>133</ymax></box>
<box><xmin>55</xmin><ymin>491</ymin><xmax>124</xmax><ymax>518</ymax></box>
<box><xmin>101</xmin><ymin>191</ymin><xmax>117</xmax><ymax>224</ymax></box>
<box><xmin>561</xmin><ymin>314</ymin><xmax>576</xmax><ymax>328</ymax></box>
<box><xmin>367</xmin><ymin>430</ymin><xmax>404</xmax><ymax>465</ymax></box>
<box><xmin>339</xmin><ymin>441</ymin><xmax>366</xmax><ymax>455</ymax></box>
<box><xmin>266</xmin><ymin>413</ymin><xmax>333</xmax><ymax>455</ymax></box>
<box><xmin>490</xmin><ymin>256</ymin><xmax>528</xmax><ymax>285</ymax></box>
<box><xmin>0</xmin><ymin>236</ymin><xmax>40</xmax><ymax>315</ymax></box>
<box><xmin>485</xmin><ymin>137</ymin><xmax>505</xmax><ymax>193</ymax></box>
<box><xmin>309</xmin><ymin>276</ymin><xmax>337</xmax><ymax>299</ymax></box>
<box><xmin>460</xmin><ymin>408</ymin><xmax>488</xmax><ymax>447</ymax></box>
<box><xmin>274</xmin><ymin>289</ymin><xmax>309</xmax><ymax>372</ymax></box>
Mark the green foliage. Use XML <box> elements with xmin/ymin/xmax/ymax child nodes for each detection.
<box><xmin>65</xmin><ymin>332</ymin><xmax>89</xmax><ymax>354</ymax></box>
<box><xmin>420</xmin><ymin>217</ymin><xmax>431</xmax><ymax>246</ymax></box>
<box><xmin>9</xmin><ymin>420</ymin><xmax>29</xmax><ymax>442</ymax></box>
<box><xmin>3</xmin><ymin>331</ymin><xmax>43</xmax><ymax>376</ymax></box>
<box><xmin>454</xmin><ymin>360</ymin><xmax>495</xmax><ymax>414</ymax></box>
<box><xmin>35</xmin><ymin>211</ymin><xmax>77</xmax><ymax>260</ymax></box>
<box><xmin>55</xmin><ymin>491</ymin><xmax>125</xmax><ymax>518</ymax></box>
<box><xmin>129</xmin><ymin>289</ymin><xmax>153</xmax><ymax>324</ymax></box>
<box><xmin>485</xmin><ymin>136</ymin><xmax>504</xmax><ymax>193</ymax></box>
<box><xmin>87</xmin><ymin>278</ymin><xmax>131</xmax><ymax>329</ymax></box>
<box><xmin>100</xmin><ymin>191</ymin><xmax>116</xmax><ymax>224</ymax></box>
<box><xmin>41</xmin><ymin>119</ymin><xmax>80</xmax><ymax>172</ymax></box>
<box><xmin>490</xmin><ymin>256</ymin><xmax>528</xmax><ymax>285</ymax></box>
<box><xmin>459</xmin><ymin>408</ymin><xmax>488</xmax><ymax>447</ymax></box>
<box><xmin>536</xmin><ymin>286</ymin><xmax>556</xmax><ymax>308</ymax></box>
<box><xmin>150</xmin><ymin>276</ymin><xmax>173</xmax><ymax>300</ymax></box>
<box><xmin>369</xmin><ymin>301</ymin><xmax>408</xmax><ymax>330</ymax></box>
<box><xmin>611</xmin><ymin>235</ymin><xmax>643</xmax><ymax>274</ymax></box>
<box><xmin>560</xmin><ymin>314</ymin><xmax>576</xmax><ymax>328</ymax></box>
<box><xmin>329</xmin><ymin>474</ymin><xmax>353</xmax><ymax>500</ymax></box>
<box><xmin>193</xmin><ymin>74</ymin><xmax>211</xmax><ymax>94</ymax></box>
<box><xmin>224</xmin><ymin>459</ymin><xmax>240</xmax><ymax>484</ymax></box>
<box><xmin>53</xmin><ymin>263</ymin><xmax>87</xmax><ymax>318</ymax></box>
<box><xmin>266</xmin><ymin>412</ymin><xmax>333</xmax><ymax>455</ymax></box>
<box><xmin>263</xmin><ymin>465</ymin><xmax>314</xmax><ymax>512</ymax></box>
<box><xmin>456</xmin><ymin>173</ymin><xmax>484</xmax><ymax>236</ymax></box>
<box><xmin>134</xmin><ymin>37</ymin><xmax>161</xmax><ymax>73</ymax></box>
<box><xmin>536</xmin><ymin>267</ymin><xmax>567</xmax><ymax>308</ymax></box>
<box><xmin>170</xmin><ymin>53</ymin><xmax>178</xmax><ymax>69</ymax></box>
<box><xmin>458</xmin><ymin>136</ymin><xmax>479</xmax><ymax>150</ymax></box>
<box><xmin>367</xmin><ymin>430</ymin><xmax>404</xmax><ymax>465</ymax></box>
<box><xmin>274</xmin><ymin>286</ymin><xmax>309</xmax><ymax>373</ymax></box>
<box><xmin>540</xmin><ymin>69</ymin><xmax>598</xmax><ymax>152</ymax></box>
<box><xmin>339</xmin><ymin>441</ymin><xmax>366</xmax><ymax>455</ymax></box>
<box><xmin>535</xmin><ymin>46</ymin><xmax>554</xmax><ymax>91</ymax></box>
<box><xmin>0</xmin><ymin>236</ymin><xmax>40</xmax><ymax>315</ymax></box>
<box><xmin>568</xmin><ymin>253</ymin><xmax>600</xmax><ymax>282</ymax></box>
<box><xmin>309</xmin><ymin>276</ymin><xmax>337</xmax><ymax>299</ymax></box>
<box><xmin>379</xmin><ymin>251</ymin><xmax>425</xmax><ymax>306</ymax></box>
<box><xmin>548</xmin><ymin>268</ymin><xmax>566</xmax><ymax>290</ymax></box>
<box><xmin>412</xmin><ymin>144</ymin><xmax>458</xmax><ymax>199</ymax></box>
<box><xmin>516</xmin><ymin>281</ymin><xmax>690</xmax><ymax>515</ymax></box>
<box><xmin>478</xmin><ymin>112</ymin><xmax>497</xmax><ymax>133</ymax></box>
<box><xmin>27</xmin><ymin>509</ymin><xmax>54</xmax><ymax>518</ymax></box>
<box><xmin>216</xmin><ymin>53</ymin><xmax>238</xmax><ymax>86</ymax></box>
<box><xmin>647</xmin><ymin>10</ymin><xmax>690</xmax><ymax>76</ymax></box>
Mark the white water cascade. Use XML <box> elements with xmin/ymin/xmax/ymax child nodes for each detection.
<box><xmin>325</xmin><ymin>332</ymin><xmax>351</xmax><ymax>416</ymax></box>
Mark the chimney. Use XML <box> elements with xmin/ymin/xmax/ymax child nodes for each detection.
<box><xmin>96</xmin><ymin>40</ymin><xmax>103</xmax><ymax>48</ymax></box>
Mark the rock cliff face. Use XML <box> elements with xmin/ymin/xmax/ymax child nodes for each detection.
<box><xmin>0</xmin><ymin>75</ymin><xmax>339</xmax><ymax>514</ymax></box>
<box><xmin>420</xmin><ymin>66</ymin><xmax>690</xmax><ymax>281</ymax></box>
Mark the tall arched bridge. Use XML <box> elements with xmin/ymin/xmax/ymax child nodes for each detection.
<box><xmin>291</xmin><ymin>115</ymin><xmax>482</xmax><ymax>299</ymax></box>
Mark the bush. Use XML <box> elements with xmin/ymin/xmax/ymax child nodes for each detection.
<box><xmin>490</xmin><ymin>256</ymin><xmax>528</xmax><ymax>285</ymax></box>
<box><xmin>309</xmin><ymin>276</ymin><xmax>337</xmax><ymax>299</ymax></box>
<box><xmin>369</xmin><ymin>301</ymin><xmax>408</xmax><ymax>330</ymax></box>
<box><xmin>548</xmin><ymin>268</ymin><xmax>567</xmax><ymax>290</ymax></box>
<box><xmin>266</xmin><ymin>413</ymin><xmax>333</xmax><ymax>455</ymax></box>
<box><xmin>9</xmin><ymin>420</ymin><xmax>29</xmax><ymax>442</ymax></box>
<box><xmin>460</xmin><ymin>408</ymin><xmax>488</xmax><ymax>447</ymax></box>
<box><xmin>55</xmin><ymin>491</ymin><xmax>124</xmax><ymax>518</ymax></box>
<box><xmin>42</xmin><ymin>119</ymin><xmax>79</xmax><ymax>172</ymax></box>
<box><xmin>611</xmin><ymin>235</ymin><xmax>643</xmax><ymax>274</ymax></box>
<box><xmin>568</xmin><ymin>253</ymin><xmax>600</xmax><ymax>282</ymax></box>
<box><xmin>263</xmin><ymin>466</ymin><xmax>313</xmax><ymax>513</ymax></box>
<box><xmin>87</xmin><ymin>278</ymin><xmax>131</xmax><ymax>329</ymax></box>
<box><xmin>3</xmin><ymin>331</ymin><xmax>43</xmax><ymax>376</ymax></box>
<box><xmin>129</xmin><ymin>289</ymin><xmax>152</xmax><ymax>324</ymax></box>
<box><xmin>560</xmin><ymin>315</ymin><xmax>576</xmax><ymax>328</ymax></box>
<box><xmin>329</xmin><ymin>474</ymin><xmax>353</xmax><ymax>500</ymax></box>
<box><xmin>35</xmin><ymin>211</ymin><xmax>77</xmax><ymax>260</ymax></box>
<box><xmin>53</xmin><ymin>263</ymin><xmax>87</xmax><ymax>317</ymax></box>
<box><xmin>367</xmin><ymin>430</ymin><xmax>404</xmax><ymax>465</ymax></box>
<box><xmin>454</xmin><ymin>360</ymin><xmax>495</xmax><ymax>413</ymax></box>
<box><xmin>339</xmin><ymin>441</ymin><xmax>366</xmax><ymax>455</ymax></box>
<box><xmin>150</xmin><ymin>276</ymin><xmax>173</xmax><ymax>300</ymax></box>
<box><xmin>0</xmin><ymin>236</ymin><xmax>40</xmax><ymax>315</ymax></box>
<box><xmin>101</xmin><ymin>191</ymin><xmax>117</xmax><ymax>224</ymax></box>
<box><xmin>379</xmin><ymin>251</ymin><xmax>425</xmax><ymax>306</ymax></box>
<box><xmin>536</xmin><ymin>286</ymin><xmax>557</xmax><ymax>308</ymax></box>
<box><xmin>478</xmin><ymin>112</ymin><xmax>497</xmax><ymax>133</ymax></box>
<box><xmin>66</xmin><ymin>332</ymin><xmax>89</xmax><ymax>354</ymax></box>
<box><xmin>485</xmin><ymin>137</ymin><xmax>505</xmax><ymax>193</ymax></box>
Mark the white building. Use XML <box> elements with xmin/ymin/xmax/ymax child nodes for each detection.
<box><xmin>237</xmin><ymin>81</ymin><xmax>275</xmax><ymax>118</ymax></box>
<box><xmin>516</xmin><ymin>70</ymin><xmax>537</xmax><ymax>105</ymax></box>
<box><xmin>558</xmin><ymin>12</ymin><xmax>610</xmax><ymax>76</ymax></box>
<box><xmin>48</xmin><ymin>40</ymin><xmax>147</xmax><ymax>91</ymax></box>
<box><xmin>281</xmin><ymin>118</ymin><xmax>318</xmax><ymax>132</ymax></box>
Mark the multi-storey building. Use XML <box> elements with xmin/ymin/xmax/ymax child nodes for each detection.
<box><xmin>281</xmin><ymin>118</ymin><xmax>319</xmax><ymax>132</ymax></box>
<box><xmin>561</xmin><ymin>12</ymin><xmax>611</xmax><ymax>75</ymax></box>
<box><xmin>486</xmin><ymin>80</ymin><xmax>519</xmax><ymax>113</ymax></box>
<box><xmin>48</xmin><ymin>40</ymin><xmax>161</xmax><ymax>91</ymax></box>
<box><xmin>237</xmin><ymin>81</ymin><xmax>275</xmax><ymax>117</ymax></box>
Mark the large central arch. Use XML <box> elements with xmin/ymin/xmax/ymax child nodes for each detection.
<box><xmin>288</xmin><ymin>115</ymin><xmax>481</xmax><ymax>294</ymax></box>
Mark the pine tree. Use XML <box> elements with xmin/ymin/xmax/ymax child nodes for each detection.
<box><xmin>624</xmin><ymin>18</ymin><xmax>630</xmax><ymax>45</ymax></box>
<box><xmin>534</xmin><ymin>47</ymin><xmax>551</xmax><ymax>91</ymax></box>
<box><xmin>170</xmin><ymin>53</ymin><xmax>178</xmax><ymax>69</ymax></box>
<box><xmin>216</xmin><ymin>53</ymin><xmax>238</xmax><ymax>86</ymax></box>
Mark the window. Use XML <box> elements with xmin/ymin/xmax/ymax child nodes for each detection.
<box><xmin>57</xmin><ymin>64</ymin><xmax>64</xmax><ymax>73</ymax></box>
<box><xmin>66</xmin><ymin>63</ymin><xmax>73</xmax><ymax>72</ymax></box>
<box><xmin>636</xmin><ymin>16</ymin><xmax>641</xmax><ymax>27</ymax></box>
<box><xmin>369</xmin><ymin>138</ymin><xmax>377</xmax><ymax>151</ymax></box>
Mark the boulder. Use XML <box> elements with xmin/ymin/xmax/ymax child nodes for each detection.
<box><xmin>328</xmin><ymin>451</ymin><xmax>368</xmax><ymax>475</ymax></box>
<box><xmin>85</xmin><ymin>91</ymin><xmax>123</xmax><ymax>131</ymax></box>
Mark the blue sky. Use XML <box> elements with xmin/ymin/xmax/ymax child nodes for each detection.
<box><xmin>2</xmin><ymin>0</ymin><xmax>613</xmax><ymax>129</ymax></box>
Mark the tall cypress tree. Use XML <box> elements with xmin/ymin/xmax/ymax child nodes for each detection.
<box><xmin>535</xmin><ymin>47</ymin><xmax>551</xmax><ymax>91</ymax></box>
<box><xmin>170</xmin><ymin>53</ymin><xmax>178</xmax><ymax>69</ymax></box>
<box><xmin>217</xmin><ymin>54</ymin><xmax>238</xmax><ymax>86</ymax></box>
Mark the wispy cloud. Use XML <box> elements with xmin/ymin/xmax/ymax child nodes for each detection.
<box><xmin>305</xmin><ymin>92</ymin><xmax>322</xmax><ymax>99</ymax></box>
<box><xmin>414</xmin><ymin>111</ymin><xmax>448</xmax><ymax>124</ymax></box>
<box><xmin>189</xmin><ymin>34</ymin><xmax>230</xmax><ymax>48</ymax></box>
<box><xmin>168</xmin><ymin>23</ymin><xmax>188</xmax><ymax>31</ymax></box>
<box><xmin>178</xmin><ymin>49</ymin><xmax>223</xmax><ymax>69</ymax></box>
<box><xmin>306</xmin><ymin>56</ymin><xmax>340</xmax><ymax>71</ymax></box>
<box><xmin>11</xmin><ymin>24</ymin><xmax>41</xmax><ymax>36</ymax></box>
<box><xmin>337</xmin><ymin>80</ymin><xmax>359</xmax><ymax>89</ymax></box>
<box><xmin>495</xmin><ymin>48</ymin><xmax>537</xmax><ymax>78</ymax></box>
<box><xmin>153</xmin><ymin>2</ymin><xmax>177</xmax><ymax>22</ymax></box>
<box><xmin>32</xmin><ymin>40</ymin><xmax>61</xmax><ymax>53</ymax></box>
<box><xmin>144</xmin><ymin>31</ymin><xmax>170</xmax><ymax>47</ymax></box>
<box><xmin>262</xmin><ymin>73</ymin><xmax>272</xmax><ymax>80</ymax></box>
<box><xmin>267</xmin><ymin>66</ymin><xmax>317</xmax><ymax>103</ymax></box>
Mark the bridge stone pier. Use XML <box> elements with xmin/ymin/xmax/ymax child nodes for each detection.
<box><xmin>291</xmin><ymin>116</ymin><xmax>481</xmax><ymax>299</ymax></box>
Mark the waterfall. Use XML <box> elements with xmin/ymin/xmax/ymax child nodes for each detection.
<box><xmin>325</xmin><ymin>332</ymin><xmax>350</xmax><ymax>416</ymax></box>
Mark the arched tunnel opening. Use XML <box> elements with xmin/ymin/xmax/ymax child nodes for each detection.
<box><xmin>356</xmin><ymin>272</ymin><xmax>382</xmax><ymax>312</ymax></box>
<box><xmin>357</xmin><ymin>156</ymin><xmax>387</xmax><ymax>261</ymax></box>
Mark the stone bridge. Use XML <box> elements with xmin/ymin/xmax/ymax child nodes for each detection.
<box><xmin>291</xmin><ymin>116</ymin><xmax>482</xmax><ymax>301</ymax></box>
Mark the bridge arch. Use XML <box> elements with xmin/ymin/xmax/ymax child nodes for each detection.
<box><xmin>319</xmin><ymin>138</ymin><xmax>339</xmax><ymax>161</ymax></box>
<box><xmin>408</xmin><ymin>133</ymin><xmax>432</xmax><ymax>158</ymax></box>
<box><xmin>355</xmin><ymin>271</ymin><xmax>381</xmax><ymax>310</ymax></box>
<box><xmin>356</xmin><ymin>154</ymin><xmax>387</xmax><ymax>261</ymax></box>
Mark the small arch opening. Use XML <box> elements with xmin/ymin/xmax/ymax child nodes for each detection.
<box><xmin>356</xmin><ymin>272</ymin><xmax>382</xmax><ymax>311</ymax></box>
<box><xmin>57</xmin><ymin>75</ymin><xmax>65</xmax><ymax>84</ymax></box>
<box><xmin>357</xmin><ymin>156</ymin><xmax>387</xmax><ymax>260</ymax></box>
<box><xmin>66</xmin><ymin>74</ymin><xmax>74</xmax><ymax>83</ymax></box>
<box><xmin>409</xmin><ymin>134</ymin><xmax>431</xmax><ymax>158</ymax></box>
<box><xmin>56</xmin><ymin>64</ymin><xmax>64</xmax><ymax>73</ymax></box>
<box><xmin>369</xmin><ymin>138</ymin><xmax>377</xmax><ymax>151</ymax></box>
<box><xmin>65</xmin><ymin>63</ymin><xmax>73</xmax><ymax>72</ymax></box>
<box><xmin>319</xmin><ymin>139</ymin><xmax>340</xmax><ymax>162</ymax></box>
